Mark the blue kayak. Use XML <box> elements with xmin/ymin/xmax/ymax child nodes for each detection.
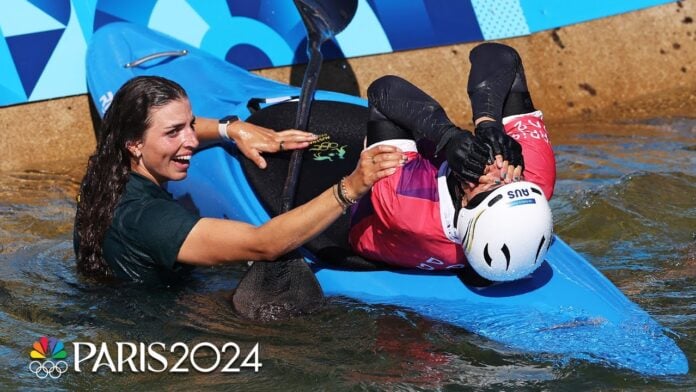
<box><xmin>86</xmin><ymin>22</ymin><xmax>688</xmax><ymax>376</ymax></box>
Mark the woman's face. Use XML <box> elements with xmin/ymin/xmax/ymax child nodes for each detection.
<box><xmin>129</xmin><ymin>98</ymin><xmax>199</xmax><ymax>185</ymax></box>
<box><xmin>462</xmin><ymin>162</ymin><xmax>524</xmax><ymax>207</ymax></box>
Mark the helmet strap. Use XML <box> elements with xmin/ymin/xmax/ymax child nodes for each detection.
<box><xmin>446</xmin><ymin>173</ymin><xmax>465</xmax><ymax>226</ymax></box>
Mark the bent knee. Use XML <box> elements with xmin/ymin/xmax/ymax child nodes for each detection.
<box><xmin>469</xmin><ymin>42</ymin><xmax>520</xmax><ymax>67</ymax></box>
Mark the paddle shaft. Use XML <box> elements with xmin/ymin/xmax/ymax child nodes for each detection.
<box><xmin>281</xmin><ymin>43</ymin><xmax>323</xmax><ymax>212</ymax></box>
<box><xmin>231</xmin><ymin>0</ymin><xmax>357</xmax><ymax>321</ymax></box>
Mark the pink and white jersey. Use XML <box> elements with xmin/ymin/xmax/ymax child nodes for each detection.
<box><xmin>349</xmin><ymin>111</ymin><xmax>555</xmax><ymax>270</ymax></box>
<box><xmin>503</xmin><ymin>111</ymin><xmax>555</xmax><ymax>199</ymax></box>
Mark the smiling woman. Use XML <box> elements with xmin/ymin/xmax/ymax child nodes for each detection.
<box><xmin>73</xmin><ymin>76</ymin><xmax>405</xmax><ymax>283</ymax></box>
<box><xmin>128</xmin><ymin>98</ymin><xmax>199</xmax><ymax>185</ymax></box>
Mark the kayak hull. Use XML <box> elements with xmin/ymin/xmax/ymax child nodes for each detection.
<box><xmin>86</xmin><ymin>22</ymin><xmax>688</xmax><ymax>376</ymax></box>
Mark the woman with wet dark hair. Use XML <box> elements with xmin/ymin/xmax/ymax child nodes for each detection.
<box><xmin>74</xmin><ymin>75</ymin><xmax>404</xmax><ymax>283</ymax></box>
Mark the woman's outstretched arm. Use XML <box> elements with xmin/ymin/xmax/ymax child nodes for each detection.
<box><xmin>194</xmin><ymin>116</ymin><xmax>318</xmax><ymax>169</ymax></box>
<box><xmin>176</xmin><ymin>144</ymin><xmax>405</xmax><ymax>265</ymax></box>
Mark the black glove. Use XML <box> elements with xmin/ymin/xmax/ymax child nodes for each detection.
<box><xmin>474</xmin><ymin>121</ymin><xmax>524</xmax><ymax>167</ymax></box>
<box><xmin>445</xmin><ymin>131</ymin><xmax>491</xmax><ymax>184</ymax></box>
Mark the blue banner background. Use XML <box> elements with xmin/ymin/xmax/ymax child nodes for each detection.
<box><xmin>0</xmin><ymin>0</ymin><xmax>673</xmax><ymax>106</ymax></box>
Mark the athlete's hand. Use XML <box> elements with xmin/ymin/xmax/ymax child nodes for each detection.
<box><xmin>227</xmin><ymin>121</ymin><xmax>318</xmax><ymax>169</ymax></box>
<box><xmin>469</xmin><ymin>162</ymin><xmax>524</xmax><ymax>191</ymax></box>
<box><xmin>445</xmin><ymin>131</ymin><xmax>491</xmax><ymax>184</ymax></box>
<box><xmin>474</xmin><ymin>121</ymin><xmax>524</xmax><ymax>169</ymax></box>
<box><xmin>342</xmin><ymin>145</ymin><xmax>406</xmax><ymax>201</ymax></box>
<box><xmin>499</xmin><ymin>160</ymin><xmax>524</xmax><ymax>184</ymax></box>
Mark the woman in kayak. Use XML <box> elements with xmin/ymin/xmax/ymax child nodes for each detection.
<box><xmin>349</xmin><ymin>43</ymin><xmax>556</xmax><ymax>281</ymax></box>
<box><xmin>74</xmin><ymin>75</ymin><xmax>406</xmax><ymax>283</ymax></box>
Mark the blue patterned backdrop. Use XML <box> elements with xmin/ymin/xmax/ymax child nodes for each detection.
<box><xmin>0</xmin><ymin>0</ymin><xmax>673</xmax><ymax>106</ymax></box>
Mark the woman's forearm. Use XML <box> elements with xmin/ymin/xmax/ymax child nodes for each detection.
<box><xmin>177</xmin><ymin>145</ymin><xmax>405</xmax><ymax>266</ymax></box>
<box><xmin>178</xmin><ymin>184</ymin><xmax>347</xmax><ymax>265</ymax></box>
<box><xmin>252</xmin><ymin>186</ymin><xmax>347</xmax><ymax>259</ymax></box>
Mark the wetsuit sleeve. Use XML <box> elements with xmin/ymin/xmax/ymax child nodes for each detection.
<box><xmin>367</xmin><ymin>75</ymin><xmax>463</xmax><ymax>153</ymax></box>
<box><xmin>133</xmin><ymin>199</ymin><xmax>200</xmax><ymax>269</ymax></box>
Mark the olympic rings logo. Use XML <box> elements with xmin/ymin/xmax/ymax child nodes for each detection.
<box><xmin>29</xmin><ymin>360</ymin><xmax>69</xmax><ymax>379</ymax></box>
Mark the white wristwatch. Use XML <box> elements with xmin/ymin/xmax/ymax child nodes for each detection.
<box><xmin>218</xmin><ymin>115</ymin><xmax>239</xmax><ymax>142</ymax></box>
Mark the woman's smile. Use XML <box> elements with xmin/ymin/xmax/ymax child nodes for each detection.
<box><xmin>131</xmin><ymin>98</ymin><xmax>199</xmax><ymax>185</ymax></box>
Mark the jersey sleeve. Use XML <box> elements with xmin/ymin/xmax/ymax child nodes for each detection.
<box><xmin>132</xmin><ymin>200</ymin><xmax>200</xmax><ymax>270</ymax></box>
<box><xmin>503</xmin><ymin>111</ymin><xmax>556</xmax><ymax>199</ymax></box>
<box><xmin>370</xmin><ymin>153</ymin><xmax>441</xmax><ymax>232</ymax></box>
<box><xmin>369</xmin><ymin>165</ymin><xmax>404</xmax><ymax>230</ymax></box>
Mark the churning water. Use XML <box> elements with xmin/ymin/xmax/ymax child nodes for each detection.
<box><xmin>0</xmin><ymin>117</ymin><xmax>694</xmax><ymax>390</ymax></box>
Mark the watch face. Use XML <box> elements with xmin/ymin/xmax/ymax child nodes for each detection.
<box><xmin>220</xmin><ymin>115</ymin><xmax>239</xmax><ymax>123</ymax></box>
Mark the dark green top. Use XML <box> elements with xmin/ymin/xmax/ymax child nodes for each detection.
<box><xmin>103</xmin><ymin>172</ymin><xmax>200</xmax><ymax>283</ymax></box>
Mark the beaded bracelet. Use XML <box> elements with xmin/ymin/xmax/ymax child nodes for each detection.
<box><xmin>338</xmin><ymin>177</ymin><xmax>358</xmax><ymax>205</ymax></box>
<box><xmin>332</xmin><ymin>184</ymin><xmax>351</xmax><ymax>212</ymax></box>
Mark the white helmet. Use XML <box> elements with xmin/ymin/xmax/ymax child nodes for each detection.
<box><xmin>456</xmin><ymin>181</ymin><xmax>553</xmax><ymax>281</ymax></box>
